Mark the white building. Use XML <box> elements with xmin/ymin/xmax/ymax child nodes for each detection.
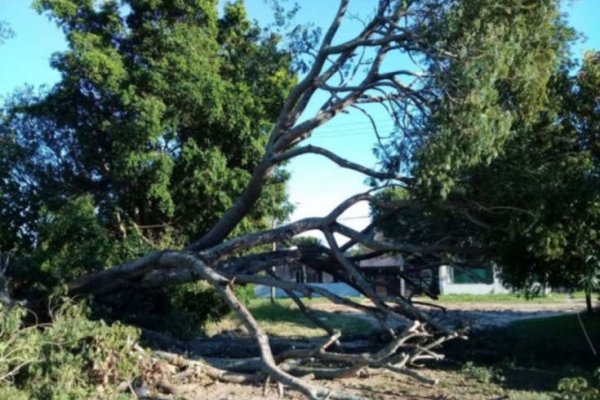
<box><xmin>438</xmin><ymin>265</ymin><xmax>511</xmax><ymax>295</ymax></box>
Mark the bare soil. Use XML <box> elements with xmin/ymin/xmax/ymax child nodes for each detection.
<box><xmin>164</xmin><ymin>300</ymin><xmax>581</xmax><ymax>399</ymax></box>
<box><xmin>422</xmin><ymin>298</ymin><xmax>587</xmax><ymax>331</ymax></box>
<box><xmin>162</xmin><ymin>366</ymin><xmax>530</xmax><ymax>400</ymax></box>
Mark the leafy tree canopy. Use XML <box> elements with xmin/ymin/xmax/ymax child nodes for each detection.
<box><xmin>0</xmin><ymin>0</ymin><xmax>295</xmax><ymax>270</ymax></box>
<box><xmin>373</xmin><ymin>0</ymin><xmax>600</xmax><ymax>294</ymax></box>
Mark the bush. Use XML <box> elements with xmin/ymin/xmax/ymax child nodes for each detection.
<box><xmin>556</xmin><ymin>369</ymin><xmax>600</xmax><ymax>400</ymax></box>
<box><xmin>166</xmin><ymin>282</ymin><xmax>255</xmax><ymax>336</ymax></box>
<box><xmin>461</xmin><ymin>361</ymin><xmax>502</xmax><ymax>384</ymax></box>
<box><xmin>0</xmin><ymin>299</ymin><xmax>141</xmax><ymax>399</ymax></box>
<box><xmin>234</xmin><ymin>283</ymin><xmax>255</xmax><ymax>306</ymax></box>
<box><xmin>169</xmin><ymin>281</ymin><xmax>231</xmax><ymax>328</ymax></box>
<box><xmin>93</xmin><ymin>280</ymin><xmax>237</xmax><ymax>339</ymax></box>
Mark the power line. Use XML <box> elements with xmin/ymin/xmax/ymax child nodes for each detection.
<box><xmin>338</xmin><ymin>215</ymin><xmax>371</xmax><ymax>221</ymax></box>
<box><xmin>316</xmin><ymin>124</ymin><xmax>396</xmax><ymax>135</ymax></box>
<box><xmin>311</xmin><ymin>120</ymin><xmax>396</xmax><ymax>129</ymax></box>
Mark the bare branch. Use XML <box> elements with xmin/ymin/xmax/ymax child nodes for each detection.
<box><xmin>275</xmin><ymin>145</ymin><xmax>406</xmax><ymax>181</ymax></box>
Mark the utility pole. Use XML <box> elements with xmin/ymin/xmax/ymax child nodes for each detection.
<box><xmin>270</xmin><ymin>219</ymin><xmax>277</xmax><ymax>304</ymax></box>
<box><xmin>399</xmin><ymin>260</ymin><xmax>405</xmax><ymax>297</ymax></box>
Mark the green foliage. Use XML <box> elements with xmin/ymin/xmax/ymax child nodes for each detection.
<box><xmin>166</xmin><ymin>281</ymin><xmax>230</xmax><ymax>335</ymax></box>
<box><xmin>461</xmin><ymin>361</ymin><xmax>502</xmax><ymax>384</ymax></box>
<box><xmin>91</xmin><ymin>280</ymin><xmax>255</xmax><ymax>340</ymax></box>
<box><xmin>414</xmin><ymin>0</ymin><xmax>572</xmax><ymax>198</ymax></box>
<box><xmin>466</xmin><ymin>51</ymin><xmax>600</xmax><ymax>291</ymax></box>
<box><xmin>0</xmin><ymin>20</ymin><xmax>13</xmax><ymax>45</ymax></box>
<box><xmin>292</xmin><ymin>236</ymin><xmax>322</xmax><ymax>249</ymax></box>
<box><xmin>376</xmin><ymin>0</ymin><xmax>600</xmax><ymax>293</ymax></box>
<box><xmin>557</xmin><ymin>370</ymin><xmax>600</xmax><ymax>400</ymax></box>
<box><xmin>1</xmin><ymin>0</ymin><xmax>294</xmax><ymax>258</ymax></box>
<box><xmin>8</xmin><ymin>195</ymin><xmax>155</xmax><ymax>299</ymax></box>
<box><xmin>0</xmin><ymin>299</ymin><xmax>140</xmax><ymax>399</ymax></box>
<box><xmin>0</xmin><ymin>0</ymin><xmax>295</xmax><ymax>328</ymax></box>
<box><xmin>234</xmin><ymin>283</ymin><xmax>255</xmax><ymax>306</ymax></box>
<box><xmin>34</xmin><ymin>195</ymin><xmax>112</xmax><ymax>285</ymax></box>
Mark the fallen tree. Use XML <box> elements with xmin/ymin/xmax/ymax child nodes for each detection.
<box><xmin>2</xmin><ymin>0</ymin><xmax>572</xmax><ymax>398</ymax></box>
<box><xmin>59</xmin><ymin>1</ymin><xmax>464</xmax><ymax>397</ymax></box>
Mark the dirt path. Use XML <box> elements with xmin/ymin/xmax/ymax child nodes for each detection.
<box><xmin>428</xmin><ymin>299</ymin><xmax>587</xmax><ymax>330</ymax></box>
<box><xmin>311</xmin><ymin>298</ymin><xmax>588</xmax><ymax>331</ymax></box>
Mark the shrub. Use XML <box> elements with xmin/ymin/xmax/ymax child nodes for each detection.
<box><xmin>461</xmin><ymin>361</ymin><xmax>502</xmax><ymax>384</ymax></box>
<box><xmin>234</xmin><ymin>283</ymin><xmax>255</xmax><ymax>306</ymax></box>
<box><xmin>169</xmin><ymin>281</ymin><xmax>231</xmax><ymax>329</ymax></box>
<box><xmin>556</xmin><ymin>369</ymin><xmax>600</xmax><ymax>400</ymax></box>
<box><xmin>0</xmin><ymin>299</ymin><xmax>141</xmax><ymax>399</ymax></box>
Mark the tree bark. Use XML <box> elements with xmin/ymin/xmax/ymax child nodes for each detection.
<box><xmin>585</xmin><ymin>290</ymin><xmax>593</xmax><ymax>314</ymax></box>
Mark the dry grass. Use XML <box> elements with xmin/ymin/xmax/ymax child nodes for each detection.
<box><xmin>146</xmin><ymin>363</ymin><xmax>554</xmax><ymax>400</ymax></box>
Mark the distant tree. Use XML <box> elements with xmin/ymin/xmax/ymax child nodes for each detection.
<box><xmin>292</xmin><ymin>236</ymin><xmax>322</xmax><ymax>248</ymax></box>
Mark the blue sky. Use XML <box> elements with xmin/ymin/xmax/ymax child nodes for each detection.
<box><xmin>1</xmin><ymin>0</ymin><xmax>599</xmax><ymax>236</ymax></box>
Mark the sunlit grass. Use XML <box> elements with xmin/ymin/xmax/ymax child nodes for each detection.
<box><xmin>205</xmin><ymin>298</ymin><xmax>375</xmax><ymax>337</ymax></box>
<box><xmin>422</xmin><ymin>292</ymin><xmax>586</xmax><ymax>304</ymax></box>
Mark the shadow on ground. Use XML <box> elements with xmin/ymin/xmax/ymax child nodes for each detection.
<box><xmin>439</xmin><ymin>312</ymin><xmax>600</xmax><ymax>392</ymax></box>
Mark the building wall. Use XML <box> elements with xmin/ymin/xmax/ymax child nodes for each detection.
<box><xmin>273</xmin><ymin>265</ymin><xmax>335</xmax><ymax>283</ymax></box>
<box><xmin>438</xmin><ymin>265</ymin><xmax>511</xmax><ymax>295</ymax></box>
<box><xmin>359</xmin><ymin>255</ymin><xmax>405</xmax><ymax>296</ymax></box>
<box><xmin>254</xmin><ymin>282</ymin><xmax>361</xmax><ymax>298</ymax></box>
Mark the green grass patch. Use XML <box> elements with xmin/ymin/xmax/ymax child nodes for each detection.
<box><xmin>466</xmin><ymin>312</ymin><xmax>600</xmax><ymax>368</ymax></box>
<box><xmin>505</xmin><ymin>313</ymin><xmax>600</xmax><ymax>366</ymax></box>
<box><xmin>445</xmin><ymin>312</ymin><xmax>600</xmax><ymax>393</ymax></box>
<box><xmin>427</xmin><ymin>292</ymin><xmax>585</xmax><ymax>303</ymax></box>
<box><xmin>205</xmin><ymin>299</ymin><xmax>375</xmax><ymax>337</ymax></box>
<box><xmin>509</xmin><ymin>312</ymin><xmax>600</xmax><ymax>334</ymax></box>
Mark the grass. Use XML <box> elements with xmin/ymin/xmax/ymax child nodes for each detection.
<box><xmin>249</xmin><ymin>297</ymin><xmax>364</xmax><ymax>306</ymax></box>
<box><xmin>205</xmin><ymin>298</ymin><xmax>375</xmax><ymax>337</ymax></box>
<box><xmin>206</xmin><ymin>293</ymin><xmax>591</xmax><ymax>338</ymax></box>
<box><xmin>202</xmin><ymin>296</ymin><xmax>600</xmax><ymax>398</ymax></box>
<box><xmin>425</xmin><ymin>292</ymin><xmax>586</xmax><ymax>303</ymax></box>
<box><xmin>444</xmin><ymin>312</ymin><xmax>600</xmax><ymax>394</ymax></box>
<box><xmin>505</xmin><ymin>312</ymin><xmax>600</xmax><ymax>367</ymax></box>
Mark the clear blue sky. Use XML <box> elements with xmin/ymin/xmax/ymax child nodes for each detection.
<box><xmin>1</xmin><ymin>0</ymin><xmax>599</xmax><ymax>235</ymax></box>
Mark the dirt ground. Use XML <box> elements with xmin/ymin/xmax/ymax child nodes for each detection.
<box><xmin>169</xmin><ymin>366</ymin><xmax>535</xmax><ymax>400</ymax></box>
<box><xmin>310</xmin><ymin>298</ymin><xmax>588</xmax><ymax>331</ymax></box>
<box><xmin>168</xmin><ymin>300</ymin><xmax>585</xmax><ymax>399</ymax></box>
<box><xmin>419</xmin><ymin>298</ymin><xmax>587</xmax><ymax>330</ymax></box>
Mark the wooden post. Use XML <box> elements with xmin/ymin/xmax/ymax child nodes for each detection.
<box><xmin>270</xmin><ymin>220</ymin><xmax>277</xmax><ymax>304</ymax></box>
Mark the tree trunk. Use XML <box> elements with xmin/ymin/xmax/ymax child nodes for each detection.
<box><xmin>585</xmin><ymin>290</ymin><xmax>593</xmax><ymax>314</ymax></box>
